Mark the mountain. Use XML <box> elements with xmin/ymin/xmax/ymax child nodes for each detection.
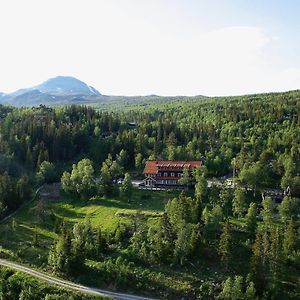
<box><xmin>0</xmin><ymin>76</ymin><xmax>207</xmax><ymax>107</ymax></box>
<box><xmin>34</xmin><ymin>76</ymin><xmax>100</xmax><ymax>96</ymax></box>
<box><xmin>0</xmin><ymin>76</ymin><xmax>101</xmax><ymax>106</ymax></box>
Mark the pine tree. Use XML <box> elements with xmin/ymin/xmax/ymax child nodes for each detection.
<box><xmin>262</xmin><ymin>230</ymin><xmax>270</xmax><ymax>269</ymax></box>
<box><xmin>95</xmin><ymin>228</ymin><xmax>106</xmax><ymax>257</ymax></box>
<box><xmin>114</xmin><ymin>222</ymin><xmax>123</xmax><ymax>244</ymax></box>
<box><xmin>219</xmin><ymin>186</ymin><xmax>233</xmax><ymax>216</ymax></box>
<box><xmin>261</xmin><ymin>196</ymin><xmax>275</xmax><ymax>227</ymax></box>
<box><xmin>283</xmin><ymin>219</ymin><xmax>296</xmax><ymax>258</ymax></box>
<box><xmin>245</xmin><ymin>202</ymin><xmax>257</xmax><ymax>238</ymax></box>
<box><xmin>231</xmin><ymin>276</ymin><xmax>244</xmax><ymax>300</ymax></box>
<box><xmin>250</xmin><ymin>231</ymin><xmax>266</xmax><ymax>294</ymax></box>
<box><xmin>268</xmin><ymin>228</ymin><xmax>283</xmax><ymax>298</ymax></box>
<box><xmin>150</xmin><ymin>213</ymin><xmax>174</xmax><ymax>262</ymax></box>
<box><xmin>190</xmin><ymin>223</ymin><xmax>202</xmax><ymax>258</ymax></box>
<box><xmin>218</xmin><ymin>277</ymin><xmax>232</xmax><ymax>299</ymax></box>
<box><xmin>48</xmin><ymin>229</ymin><xmax>75</xmax><ymax>274</ymax></box>
<box><xmin>269</xmin><ymin>227</ymin><xmax>282</xmax><ymax>277</ymax></box>
<box><xmin>210</xmin><ymin>204</ymin><xmax>224</xmax><ymax>226</ymax></box>
<box><xmin>245</xmin><ymin>281</ymin><xmax>257</xmax><ymax>300</ymax></box>
<box><xmin>218</xmin><ymin>220</ymin><xmax>232</xmax><ymax>270</ymax></box>
<box><xmin>232</xmin><ymin>187</ymin><xmax>247</xmax><ymax>218</ymax></box>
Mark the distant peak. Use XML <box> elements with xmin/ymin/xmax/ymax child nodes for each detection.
<box><xmin>34</xmin><ymin>76</ymin><xmax>101</xmax><ymax>96</ymax></box>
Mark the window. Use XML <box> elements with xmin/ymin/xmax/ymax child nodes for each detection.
<box><xmin>178</xmin><ymin>173</ymin><xmax>182</xmax><ymax>177</ymax></box>
<box><xmin>171</xmin><ymin>172</ymin><xmax>175</xmax><ymax>177</ymax></box>
<box><xmin>164</xmin><ymin>172</ymin><xmax>168</xmax><ymax>177</ymax></box>
<box><xmin>158</xmin><ymin>173</ymin><xmax>161</xmax><ymax>177</ymax></box>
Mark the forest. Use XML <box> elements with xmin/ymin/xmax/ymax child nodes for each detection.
<box><xmin>0</xmin><ymin>90</ymin><xmax>299</xmax><ymax>299</ymax></box>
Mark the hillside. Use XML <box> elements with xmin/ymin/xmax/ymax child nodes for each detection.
<box><xmin>0</xmin><ymin>91</ymin><xmax>299</xmax><ymax>299</ymax></box>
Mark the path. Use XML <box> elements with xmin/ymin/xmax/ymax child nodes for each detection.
<box><xmin>0</xmin><ymin>259</ymin><xmax>156</xmax><ymax>300</ymax></box>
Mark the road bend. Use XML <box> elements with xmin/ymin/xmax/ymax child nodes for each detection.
<box><xmin>0</xmin><ymin>259</ymin><xmax>156</xmax><ymax>300</ymax></box>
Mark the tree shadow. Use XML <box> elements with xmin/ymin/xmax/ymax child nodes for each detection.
<box><xmin>50</xmin><ymin>203</ymin><xmax>86</xmax><ymax>220</ymax></box>
<box><xmin>91</xmin><ymin>197</ymin><xmax>165</xmax><ymax>212</ymax></box>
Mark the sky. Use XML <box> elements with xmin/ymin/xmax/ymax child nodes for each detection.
<box><xmin>0</xmin><ymin>0</ymin><xmax>299</xmax><ymax>96</ymax></box>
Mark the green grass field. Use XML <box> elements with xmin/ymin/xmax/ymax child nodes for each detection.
<box><xmin>0</xmin><ymin>188</ymin><xmax>177</xmax><ymax>266</ymax></box>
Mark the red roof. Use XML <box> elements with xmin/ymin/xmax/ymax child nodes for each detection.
<box><xmin>143</xmin><ymin>160</ymin><xmax>202</xmax><ymax>174</ymax></box>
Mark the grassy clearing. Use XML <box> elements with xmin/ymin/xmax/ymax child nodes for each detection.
<box><xmin>0</xmin><ymin>188</ymin><xmax>178</xmax><ymax>266</ymax></box>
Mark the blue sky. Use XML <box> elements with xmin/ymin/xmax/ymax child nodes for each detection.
<box><xmin>0</xmin><ymin>0</ymin><xmax>299</xmax><ymax>96</ymax></box>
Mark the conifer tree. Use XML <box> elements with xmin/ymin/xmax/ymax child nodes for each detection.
<box><xmin>250</xmin><ymin>232</ymin><xmax>266</xmax><ymax>293</ymax></box>
<box><xmin>231</xmin><ymin>276</ymin><xmax>244</xmax><ymax>300</ymax></box>
<box><xmin>48</xmin><ymin>229</ymin><xmax>74</xmax><ymax>274</ymax></box>
<box><xmin>190</xmin><ymin>223</ymin><xmax>202</xmax><ymax>258</ymax></box>
<box><xmin>269</xmin><ymin>227</ymin><xmax>282</xmax><ymax>278</ymax></box>
<box><xmin>261</xmin><ymin>196</ymin><xmax>275</xmax><ymax>227</ymax></box>
<box><xmin>218</xmin><ymin>277</ymin><xmax>232</xmax><ymax>299</ymax></box>
<box><xmin>95</xmin><ymin>228</ymin><xmax>106</xmax><ymax>257</ymax></box>
<box><xmin>283</xmin><ymin>219</ymin><xmax>296</xmax><ymax>258</ymax></box>
<box><xmin>232</xmin><ymin>187</ymin><xmax>247</xmax><ymax>218</ymax></box>
<box><xmin>150</xmin><ymin>213</ymin><xmax>174</xmax><ymax>262</ymax></box>
<box><xmin>219</xmin><ymin>186</ymin><xmax>233</xmax><ymax>216</ymax></box>
<box><xmin>218</xmin><ymin>220</ymin><xmax>232</xmax><ymax>270</ymax></box>
<box><xmin>210</xmin><ymin>204</ymin><xmax>224</xmax><ymax>225</ymax></box>
<box><xmin>245</xmin><ymin>281</ymin><xmax>257</xmax><ymax>300</ymax></box>
<box><xmin>201</xmin><ymin>206</ymin><xmax>210</xmax><ymax>225</ymax></box>
<box><xmin>245</xmin><ymin>202</ymin><xmax>257</xmax><ymax>238</ymax></box>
